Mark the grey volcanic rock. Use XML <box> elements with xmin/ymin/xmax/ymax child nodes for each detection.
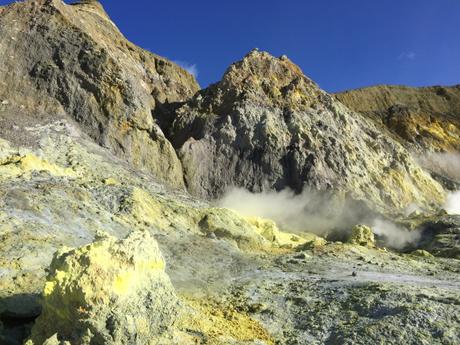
<box><xmin>0</xmin><ymin>0</ymin><xmax>199</xmax><ymax>188</ymax></box>
<box><xmin>167</xmin><ymin>50</ymin><xmax>444</xmax><ymax>214</ymax></box>
<box><xmin>418</xmin><ymin>215</ymin><xmax>460</xmax><ymax>259</ymax></box>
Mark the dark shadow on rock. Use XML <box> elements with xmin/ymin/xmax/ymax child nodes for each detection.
<box><xmin>0</xmin><ymin>293</ymin><xmax>41</xmax><ymax>345</ymax></box>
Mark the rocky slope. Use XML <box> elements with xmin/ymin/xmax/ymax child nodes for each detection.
<box><xmin>0</xmin><ymin>0</ymin><xmax>199</xmax><ymax>188</ymax></box>
<box><xmin>0</xmin><ymin>1</ymin><xmax>459</xmax><ymax>345</ymax></box>
<box><xmin>335</xmin><ymin>85</ymin><xmax>460</xmax><ymax>152</ymax></box>
<box><xmin>166</xmin><ymin>50</ymin><xmax>444</xmax><ymax>215</ymax></box>
<box><xmin>0</xmin><ymin>119</ymin><xmax>312</xmax><ymax>344</ymax></box>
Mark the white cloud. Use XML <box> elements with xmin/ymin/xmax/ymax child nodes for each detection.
<box><xmin>398</xmin><ymin>51</ymin><xmax>416</xmax><ymax>60</ymax></box>
<box><xmin>173</xmin><ymin>60</ymin><xmax>198</xmax><ymax>78</ymax></box>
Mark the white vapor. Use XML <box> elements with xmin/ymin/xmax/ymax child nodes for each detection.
<box><xmin>372</xmin><ymin>219</ymin><xmax>421</xmax><ymax>250</ymax></box>
<box><xmin>216</xmin><ymin>187</ymin><xmax>422</xmax><ymax>249</ymax></box>
<box><xmin>418</xmin><ymin>152</ymin><xmax>460</xmax><ymax>215</ymax></box>
<box><xmin>173</xmin><ymin>60</ymin><xmax>198</xmax><ymax>78</ymax></box>
<box><xmin>419</xmin><ymin>152</ymin><xmax>460</xmax><ymax>181</ymax></box>
<box><xmin>445</xmin><ymin>191</ymin><xmax>460</xmax><ymax>215</ymax></box>
<box><xmin>216</xmin><ymin>188</ymin><xmax>338</xmax><ymax>234</ymax></box>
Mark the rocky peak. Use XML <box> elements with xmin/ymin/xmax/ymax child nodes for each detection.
<box><xmin>222</xmin><ymin>49</ymin><xmax>309</xmax><ymax>88</ymax></box>
<box><xmin>168</xmin><ymin>51</ymin><xmax>445</xmax><ymax>214</ymax></box>
<box><xmin>209</xmin><ymin>49</ymin><xmax>322</xmax><ymax>111</ymax></box>
<box><xmin>69</xmin><ymin>0</ymin><xmax>112</xmax><ymax>19</ymax></box>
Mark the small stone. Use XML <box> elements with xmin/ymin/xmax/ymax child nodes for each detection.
<box><xmin>411</xmin><ymin>249</ymin><xmax>434</xmax><ymax>258</ymax></box>
<box><xmin>352</xmin><ymin>271</ymin><xmax>357</xmax><ymax>277</ymax></box>
<box><xmin>294</xmin><ymin>253</ymin><xmax>310</xmax><ymax>260</ymax></box>
<box><xmin>102</xmin><ymin>177</ymin><xmax>119</xmax><ymax>185</ymax></box>
<box><xmin>206</xmin><ymin>232</ymin><xmax>217</xmax><ymax>239</ymax></box>
<box><xmin>248</xmin><ymin>303</ymin><xmax>268</xmax><ymax>313</ymax></box>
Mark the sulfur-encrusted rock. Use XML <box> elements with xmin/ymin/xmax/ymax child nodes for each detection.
<box><xmin>27</xmin><ymin>230</ymin><xmax>179</xmax><ymax>345</ymax></box>
<box><xmin>348</xmin><ymin>225</ymin><xmax>375</xmax><ymax>247</ymax></box>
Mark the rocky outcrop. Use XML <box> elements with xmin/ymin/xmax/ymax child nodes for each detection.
<box><xmin>335</xmin><ymin>85</ymin><xmax>460</xmax><ymax>152</ymax></box>
<box><xmin>166</xmin><ymin>50</ymin><xmax>445</xmax><ymax>214</ymax></box>
<box><xmin>347</xmin><ymin>225</ymin><xmax>375</xmax><ymax>247</ymax></box>
<box><xmin>418</xmin><ymin>215</ymin><xmax>460</xmax><ymax>259</ymax></box>
<box><xmin>0</xmin><ymin>0</ymin><xmax>199</xmax><ymax>188</ymax></box>
<box><xmin>27</xmin><ymin>231</ymin><xmax>179</xmax><ymax>345</ymax></box>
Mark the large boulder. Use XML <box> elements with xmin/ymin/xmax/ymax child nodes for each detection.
<box><xmin>27</xmin><ymin>230</ymin><xmax>179</xmax><ymax>345</ymax></box>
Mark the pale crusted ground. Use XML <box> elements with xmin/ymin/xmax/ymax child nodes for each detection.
<box><xmin>0</xmin><ymin>119</ymin><xmax>458</xmax><ymax>345</ymax></box>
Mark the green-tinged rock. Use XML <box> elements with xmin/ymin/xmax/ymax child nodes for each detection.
<box><xmin>416</xmin><ymin>215</ymin><xmax>460</xmax><ymax>259</ymax></box>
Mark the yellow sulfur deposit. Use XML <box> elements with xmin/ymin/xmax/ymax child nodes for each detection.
<box><xmin>0</xmin><ymin>153</ymin><xmax>75</xmax><ymax>180</ymax></box>
<box><xmin>27</xmin><ymin>231</ymin><xmax>179</xmax><ymax>345</ymax></box>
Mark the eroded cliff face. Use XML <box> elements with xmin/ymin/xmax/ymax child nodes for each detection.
<box><xmin>335</xmin><ymin>85</ymin><xmax>460</xmax><ymax>152</ymax></box>
<box><xmin>166</xmin><ymin>50</ymin><xmax>445</xmax><ymax>214</ymax></box>
<box><xmin>0</xmin><ymin>0</ymin><xmax>199</xmax><ymax>188</ymax></box>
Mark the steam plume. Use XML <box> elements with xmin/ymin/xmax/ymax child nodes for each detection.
<box><xmin>216</xmin><ymin>187</ymin><xmax>421</xmax><ymax>249</ymax></box>
<box><xmin>372</xmin><ymin>219</ymin><xmax>421</xmax><ymax>249</ymax></box>
<box><xmin>445</xmin><ymin>191</ymin><xmax>460</xmax><ymax>215</ymax></box>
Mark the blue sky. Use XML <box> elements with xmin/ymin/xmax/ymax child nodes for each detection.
<box><xmin>2</xmin><ymin>0</ymin><xmax>459</xmax><ymax>92</ymax></box>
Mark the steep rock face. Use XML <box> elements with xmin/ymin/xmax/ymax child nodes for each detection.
<box><xmin>0</xmin><ymin>76</ymin><xmax>458</xmax><ymax>345</ymax></box>
<box><xmin>27</xmin><ymin>231</ymin><xmax>179</xmax><ymax>345</ymax></box>
<box><xmin>167</xmin><ymin>50</ymin><xmax>444</xmax><ymax>214</ymax></box>
<box><xmin>0</xmin><ymin>0</ymin><xmax>199</xmax><ymax>188</ymax></box>
<box><xmin>335</xmin><ymin>85</ymin><xmax>460</xmax><ymax>152</ymax></box>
